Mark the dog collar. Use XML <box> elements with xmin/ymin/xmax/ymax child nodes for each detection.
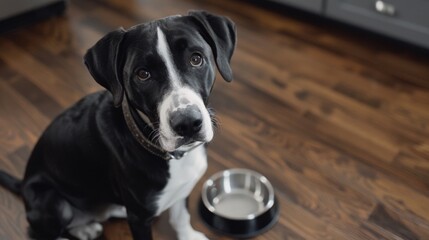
<box><xmin>121</xmin><ymin>97</ymin><xmax>201</xmax><ymax>160</ymax></box>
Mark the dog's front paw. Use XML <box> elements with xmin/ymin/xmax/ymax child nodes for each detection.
<box><xmin>69</xmin><ymin>222</ymin><xmax>103</xmax><ymax>240</ymax></box>
<box><xmin>178</xmin><ymin>230</ymin><xmax>209</xmax><ymax>240</ymax></box>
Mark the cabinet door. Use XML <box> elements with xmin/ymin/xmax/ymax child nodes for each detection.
<box><xmin>269</xmin><ymin>0</ymin><xmax>324</xmax><ymax>13</ymax></box>
<box><xmin>325</xmin><ymin>0</ymin><xmax>429</xmax><ymax>48</ymax></box>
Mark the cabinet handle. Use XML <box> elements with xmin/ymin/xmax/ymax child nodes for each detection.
<box><xmin>374</xmin><ymin>0</ymin><xmax>396</xmax><ymax>16</ymax></box>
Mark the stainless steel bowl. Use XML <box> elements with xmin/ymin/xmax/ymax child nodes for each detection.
<box><xmin>199</xmin><ymin>169</ymin><xmax>279</xmax><ymax>238</ymax></box>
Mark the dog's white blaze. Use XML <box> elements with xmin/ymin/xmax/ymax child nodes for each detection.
<box><xmin>156</xmin><ymin>27</ymin><xmax>213</xmax><ymax>152</ymax></box>
<box><xmin>157</xmin><ymin>27</ymin><xmax>182</xmax><ymax>151</ymax></box>
<box><xmin>157</xmin><ymin>27</ymin><xmax>181</xmax><ymax>88</ymax></box>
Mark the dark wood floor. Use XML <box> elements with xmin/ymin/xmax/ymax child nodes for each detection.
<box><xmin>1</xmin><ymin>0</ymin><xmax>429</xmax><ymax>239</ymax></box>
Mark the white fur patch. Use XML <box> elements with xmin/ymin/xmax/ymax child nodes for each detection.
<box><xmin>169</xmin><ymin>199</ymin><xmax>208</xmax><ymax>240</ymax></box>
<box><xmin>69</xmin><ymin>222</ymin><xmax>103</xmax><ymax>240</ymax></box>
<box><xmin>155</xmin><ymin>144</ymin><xmax>207</xmax><ymax>215</ymax></box>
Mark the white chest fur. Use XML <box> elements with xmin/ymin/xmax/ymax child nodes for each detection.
<box><xmin>155</xmin><ymin>145</ymin><xmax>208</xmax><ymax>216</ymax></box>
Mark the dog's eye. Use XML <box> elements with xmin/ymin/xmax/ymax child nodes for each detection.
<box><xmin>190</xmin><ymin>53</ymin><xmax>203</xmax><ymax>67</ymax></box>
<box><xmin>136</xmin><ymin>69</ymin><xmax>151</xmax><ymax>81</ymax></box>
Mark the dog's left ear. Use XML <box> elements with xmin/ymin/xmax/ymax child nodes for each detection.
<box><xmin>84</xmin><ymin>28</ymin><xmax>126</xmax><ymax>107</ymax></box>
<box><xmin>189</xmin><ymin>11</ymin><xmax>237</xmax><ymax>82</ymax></box>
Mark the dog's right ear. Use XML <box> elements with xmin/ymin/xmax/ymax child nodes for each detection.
<box><xmin>84</xmin><ymin>28</ymin><xmax>126</xmax><ymax>107</ymax></box>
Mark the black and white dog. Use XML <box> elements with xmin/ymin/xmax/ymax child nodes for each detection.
<box><xmin>0</xmin><ymin>11</ymin><xmax>236</xmax><ymax>240</ymax></box>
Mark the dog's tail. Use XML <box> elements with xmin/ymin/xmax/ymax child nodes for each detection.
<box><xmin>0</xmin><ymin>170</ymin><xmax>22</xmax><ymax>196</ymax></box>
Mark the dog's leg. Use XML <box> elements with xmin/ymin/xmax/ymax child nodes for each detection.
<box><xmin>126</xmin><ymin>211</ymin><xmax>153</xmax><ymax>240</ymax></box>
<box><xmin>169</xmin><ymin>198</ymin><xmax>208</xmax><ymax>240</ymax></box>
<box><xmin>23</xmin><ymin>177</ymin><xmax>73</xmax><ymax>240</ymax></box>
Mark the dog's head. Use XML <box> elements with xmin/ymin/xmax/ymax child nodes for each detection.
<box><xmin>84</xmin><ymin>11</ymin><xmax>236</xmax><ymax>152</ymax></box>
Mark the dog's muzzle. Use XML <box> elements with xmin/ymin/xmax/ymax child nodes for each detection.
<box><xmin>158</xmin><ymin>88</ymin><xmax>214</xmax><ymax>152</ymax></box>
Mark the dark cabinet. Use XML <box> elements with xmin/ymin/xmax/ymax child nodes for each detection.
<box><xmin>325</xmin><ymin>0</ymin><xmax>429</xmax><ymax>49</ymax></box>
<box><xmin>265</xmin><ymin>0</ymin><xmax>429</xmax><ymax>49</ymax></box>
<box><xmin>268</xmin><ymin>0</ymin><xmax>324</xmax><ymax>13</ymax></box>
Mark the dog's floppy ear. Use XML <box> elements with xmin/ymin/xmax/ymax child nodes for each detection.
<box><xmin>84</xmin><ymin>28</ymin><xmax>126</xmax><ymax>107</ymax></box>
<box><xmin>189</xmin><ymin>11</ymin><xmax>236</xmax><ymax>82</ymax></box>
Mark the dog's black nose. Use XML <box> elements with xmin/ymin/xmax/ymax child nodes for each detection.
<box><xmin>170</xmin><ymin>106</ymin><xmax>203</xmax><ymax>137</ymax></box>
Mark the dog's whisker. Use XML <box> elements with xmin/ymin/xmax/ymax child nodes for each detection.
<box><xmin>148</xmin><ymin>128</ymin><xmax>162</xmax><ymax>143</ymax></box>
<box><xmin>210</xmin><ymin>115</ymin><xmax>220</xmax><ymax>129</ymax></box>
<box><xmin>153</xmin><ymin>131</ymin><xmax>161</xmax><ymax>143</ymax></box>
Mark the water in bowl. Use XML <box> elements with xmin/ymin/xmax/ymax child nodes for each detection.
<box><xmin>213</xmin><ymin>190</ymin><xmax>264</xmax><ymax>219</ymax></box>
